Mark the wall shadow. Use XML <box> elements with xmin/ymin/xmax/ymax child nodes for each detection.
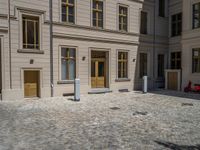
<box><xmin>149</xmin><ymin>89</ymin><xmax>200</xmax><ymax>101</ymax></box>
<box><xmin>155</xmin><ymin>140</ymin><xmax>200</xmax><ymax>150</ymax></box>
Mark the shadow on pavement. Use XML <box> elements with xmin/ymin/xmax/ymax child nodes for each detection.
<box><xmin>155</xmin><ymin>140</ymin><xmax>200</xmax><ymax>150</ymax></box>
<box><xmin>149</xmin><ymin>89</ymin><xmax>200</xmax><ymax>101</ymax></box>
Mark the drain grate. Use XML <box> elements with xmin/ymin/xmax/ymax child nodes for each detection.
<box><xmin>110</xmin><ymin>107</ymin><xmax>120</xmax><ymax>110</ymax></box>
<box><xmin>133</xmin><ymin>111</ymin><xmax>148</xmax><ymax>116</ymax></box>
<box><xmin>182</xmin><ymin>103</ymin><xmax>193</xmax><ymax>106</ymax></box>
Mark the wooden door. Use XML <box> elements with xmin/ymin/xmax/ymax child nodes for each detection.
<box><xmin>167</xmin><ymin>72</ymin><xmax>178</xmax><ymax>90</ymax></box>
<box><xmin>24</xmin><ymin>71</ymin><xmax>39</xmax><ymax>98</ymax></box>
<box><xmin>91</xmin><ymin>60</ymin><xmax>106</xmax><ymax>88</ymax></box>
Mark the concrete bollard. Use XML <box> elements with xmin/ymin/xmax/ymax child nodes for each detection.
<box><xmin>143</xmin><ymin>76</ymin><xmax>148</xmax><ymax>93</ymax></box>
<box><xmin>74</xmin><ymin>79</ymin><xmax>80</xmax><ymax>101</ymax></box>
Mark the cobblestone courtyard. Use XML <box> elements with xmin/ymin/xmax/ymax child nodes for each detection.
<box><xmin>0</xmin><ymin>90</ymin><xmax>200</xmax><ymax>150</ymax></box>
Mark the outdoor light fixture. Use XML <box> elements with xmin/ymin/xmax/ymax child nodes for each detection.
<box><xmin>133</xmin><ymin>59</ymin><xmax>136</xmax><ymax>62</ymax></box>
<box><xmin>30</xmin><ymin>59</ymin><xmax>34</xmax><ymax>64</ymax></box>
<box><xmin>82</xmin><ymin>56</ymin><xmax>86</xmax><ymax>61</ymax></box>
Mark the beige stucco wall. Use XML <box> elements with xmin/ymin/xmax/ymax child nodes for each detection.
<box><xmin>0</xmin><ymin>0</ymin><xmax>142</xmax><ymax>100</ymax></box>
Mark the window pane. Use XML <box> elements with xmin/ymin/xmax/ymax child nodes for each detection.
<box><xmin>140</xmin><ymin>11</ymin><xmax>147</xmax><ymax>34</ymax></box>
<box><xmin>61</xmin><ymin>58</ymin><xmax>68</xmax><ymax>80</ymax></box>
<box><xmin>69</xmin><ymin>59</ymin><xmax>75</xmax><ymax>80</ymax></box>
<box><xmin>118</xmin><ymin>52</ymin><xmax>128</xmax><ymax>78</ymax></box>
<box><xmin>98</xmin><ymin>62</ymin><xmax>104</xmax><ymax>77</ymax></box>
<box><xmin>23</xmin><ymin>15</ymin><xmax>39</xmax><ymax>49</ymax></box>
<box><xmin>193</xmin><ymin>49</ymin><xmax>200</xmax><ymax>73</ymax></box>
<box><xmin>140</xmin><ymin>53</ymin><xmax>147</xmax><ymax>78</ymax></box>
<box><xmin>61</xmin><ymin>48</ymin><xmax>76</xmax><ymax>80</ymax></box>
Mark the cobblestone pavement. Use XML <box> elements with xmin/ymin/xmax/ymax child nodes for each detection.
<box><xmin>0</xmin><ymin>90</ymin><xmax>200</xmax><ymax>150</ymax></box>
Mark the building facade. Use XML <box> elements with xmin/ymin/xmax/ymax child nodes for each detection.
<box><xmin>0</xmin><ymin>0</ymin><xmax>200</xmax><ymax>100</ymax></box>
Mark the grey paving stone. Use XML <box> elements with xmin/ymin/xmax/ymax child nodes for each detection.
<box><xmin>0</xmin><ymin>90</ymin><xmax>200</xmax><ymax>150</ymax></box>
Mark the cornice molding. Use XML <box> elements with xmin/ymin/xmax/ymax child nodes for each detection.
<box><xmin>53</xmin><ymin>33</ymin><xmax>139</xmax><ymax>46</ymax></box>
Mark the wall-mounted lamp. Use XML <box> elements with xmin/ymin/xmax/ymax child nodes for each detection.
<box><xmin>30</xmin><ymin>59</ymin><xmax>34</xmax><ymax>64</ymax></box>
<box><xmin>133</xmin><ymin>59</ymin><xmax>136</xmax><ymax>62</ymax></box>
<box><xmin>82</xmin><ymin>56</ymin><xmax>86</xmax><ymax>61</ymax></box>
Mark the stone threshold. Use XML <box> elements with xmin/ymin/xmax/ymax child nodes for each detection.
<box><xmin>88</xmin><ymin>88</ymin><xmax>112</xmax><ymax>94</ymax></box>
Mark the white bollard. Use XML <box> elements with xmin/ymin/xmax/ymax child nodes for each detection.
<box><xmin>143</xmin><ymin>76</ymin><xmax>148</xmax><ymax>93</ymax></box>
<box><xmin>74</xmin><ymin>79</ymin><xmax>80</xmax><ymax>101</ymax></box>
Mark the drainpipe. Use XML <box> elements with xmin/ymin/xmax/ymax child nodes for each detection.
<box><xmin>8</xmin><ymin>0</ymin><xmax>12</xmax><ymax>89</ymax></box>
<box><xmin>153</xmin><ymin>0</ymin><xmax>156</xmax><ymax>89</ymax></box>
<box><xmin>49</xmin><ymin>0</ymin><xmax>54</xmax><ymax>97</ymax></box>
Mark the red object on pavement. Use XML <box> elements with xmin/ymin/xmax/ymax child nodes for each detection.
<box><xmin>194</xmin><ymin>85</ymin><xmax>200</xmax><ymax>92</ymax></box>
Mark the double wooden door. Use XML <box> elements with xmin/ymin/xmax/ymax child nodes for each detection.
<box><xmin>91</xmin><ymin>59</ymin><xmax>106</xmax><ymax>88</ymax></box>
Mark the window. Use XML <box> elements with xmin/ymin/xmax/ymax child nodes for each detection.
<box><xmin>118</xmin><ymin>52</ymin><xmax>128</xmax><ymax>78</ymax></box>
<box><xmin>193</xmin><ymin>2</ymin><xmax>200</xmax><ymax>29</ymax></box>
<box><xmin>61</xmin><ymin>0</ymin><xmax>75</xmax><ymax>23</ymax></box>
<box><xmin>171</xmin><ymin>52</ymin><xmax>181</xmax><ymax>69</ymax></box>
<box><xmin>158</xmin><ymin>54</ymin><xmax>165</xmax><ymax>78</ymax></box>
<box><xmin>171</xmin><ymin>13</ymin><xmax>182</xmax><ymax>37</ymax></box>
<box><xmin>140</xmin><ymin>53</ymin><xmax>147</xmax><ymax>78</ymax></box>
<box><xmin>192</xmin><ymin>48</ymin><xmax>200</xmax><ymax>73</ymax></box>
<box><xmin>119</xmin><ymin>6</ymin><xmax>128</xmax><ymax>31</ymax></box>
<box><xmin>22</xmin><ymin>15</ymin><xmax>39</xmax><ymax>49</ymax></box>
<box><xmin>159</xmin><ymin>0</ymin><xmax>165</xmax><ymax>17</ymax></box>
<box><xmin>140</xmin><ymin>11</ymin><xmax>148</xmax><ymax>34</ymax></box>
<box><xmin>92</xmin><ymin>0</ymin><xmax>103</xmax><ymax>28</ymax></box>
<box><xmin>61</xmin><ymin>47</ymin><xmax>76</xmax><ymax>80</ymax></box>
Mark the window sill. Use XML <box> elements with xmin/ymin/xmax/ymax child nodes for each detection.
<box><xmin>115</xmin><ymin>78</ymin><xmax>131</xmax><ymax>82</ymax></box>
<box><xmin>57</xmin><ymin>80</ymin><xmax>74</xmax><ymax>84</ymax></box>
<box><xmin>17</xmin><ymin>49</ymin><xmax>44</xmax><ymax>54</ymax></box>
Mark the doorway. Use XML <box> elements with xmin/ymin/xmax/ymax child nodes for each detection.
<box><xmin>167</xmin><ymin>72</ymin><xmax>178</xmax><ymax>90</ymax></box>
<box><xmin>24</xmin><ymin>71</ymin><xmax>40</xmax><ymax>98</ymax></box>
<box><xmin>91</xmin><ymin>51</ymin><xmax>108</xmax><ymax>88</ymax></box>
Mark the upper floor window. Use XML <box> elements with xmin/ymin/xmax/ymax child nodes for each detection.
<box><xmin>61</xmin><ymin>0</ymin><xmax>75</xmax><ymax>23</ymax></box>
<box><xmin>171</xmin><ymin>13</ymin><xmax>182</xmax><ymax>37</ymax></box>
<box><xmin>159</xmin><ymin>0</ymin><xmax>165</xmax><ymax>17</ymax></box>
<box><xmin>22</xmin><ymin>15</ymin><xmax>39</xmax><ymax>49</ymax></box>
<box><xmin>119</xmin><ymin>6</ymin><xmax>128</xmax><ymax>32</ymax></box>
<box><xmin>193</xmin><ymin>2</ymin><xmax>200</xmax><ymax>29</ymax></box>
<box><xmin>140</xmin><ymin>11</ymin><xmax>148</xmax><ymax>34</ymax></box>
<box><xmin>118</xmin><ymin>52</ymin><xmax>128</xmax><ymax>78</ymax></box>
<box><xmin>171</xmin><ymin>52</ymin><xmax>181</xmax><ymax>69</ymax></box>
<box><xmin>192</xmin><ymin>48</ymin><xmax>200</xmax><ymax>73</ymax></box>
<box><xmin>61</xmin><ymin>47</ymin><xmax>76</xmax><ymax>80</ymax></box>
<box><xmin>92</xmin><ymin>0</ymin><xmax>103</xmax><ymax>28</ymax></box>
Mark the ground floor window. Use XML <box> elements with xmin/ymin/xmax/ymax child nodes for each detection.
<box><xmin>118</xmin><ymin>51</ymin><xmax>128</xmax><ymax>78</ymax></box>
<box><xmin>61</xmin><ymin>47</ymin><xmax>76</xmax><ymax>80</ymax></box>
<box><xmin>140</xmin><ymin>53</ymin><xmax>147</xmax><ymax>78</ymax></box>
<box><xmin>171</xmin><ymin>52</ymin><xmax>181</xmax><ymax>69</ymax></box>
<box><xmin>193</xmin><ymin>48</ymin><xmax>200</xmax><ymax>73</ymax></box>
<box><xmin>158</xmin><ymin>54</ymin><xmax>165</xmax><ymax>78</ymax></box>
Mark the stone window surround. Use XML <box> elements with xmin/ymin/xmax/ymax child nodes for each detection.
<box><xmin>17</xmin><ymin>10</ymin><xmax>44</xmax><ymax>54</ymax></box>
<box><xmin>117</xmin><ymin>3</ymin><xmax>129</xmax><ymax>32</ymax></box>
<box><xmin>59</xmin><ymin>0</ymin><xmax>77</xmax><ymax>24</ymax></box>
<box><xmin>116</xmin><ymin>49</ymin><xmax>130</xmax><ymax>81</ymax></box>
<box><xmin>58</xmin><ymin>45</ymin><xmax>79</xmax><ymax>84</ymax></box>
